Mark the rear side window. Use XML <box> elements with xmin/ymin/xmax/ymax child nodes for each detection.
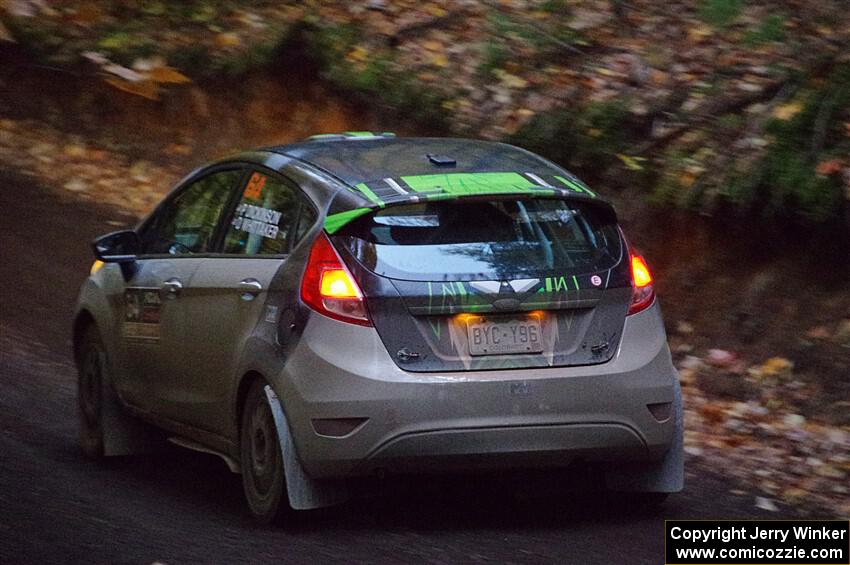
<box><xmin>338</xmin><ymin>199</ymin><xmax>621</xmax><ymax>281</ymax></box>
<box><xmin>294</xmin><ymin>202</ymin><xmax>317</xmax><ymax>243</ymax></box>
<box><xmin>144</xmin><ymin>169</ymin><xmax>241</xmax><ymax>255</ymax></box>
<box><xmin>223</xmin><ymin>171</ymin><xmax>308</xmax><ymax>255</ymax></box>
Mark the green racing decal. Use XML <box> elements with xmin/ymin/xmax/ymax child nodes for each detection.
<box><xmin>324</xmin><ymin>208</ymin><xmax>372</xmax><ymax>234</ymax></box>
<box><xmin>400</xmin><ymin>172</ymin><xmax>541</xmax><ymax>195</ymax></box>
<box><xmin>326</xmin><ymin>171</ymin><xmax>599</xmax><ymax>233</ymax></box>
<box><xmin>353</xmin><ymin>182</ymin><xmax>385</xmax><ymax>206</ymax></box>
<box><xmin>554</xmin><ymin>175</ymin><xmax>596</xmax><ymax>197</ymax></box>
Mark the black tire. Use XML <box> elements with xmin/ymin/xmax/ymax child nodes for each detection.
<box><xmin>76</xmin><ymin>325</ymin><xmax>105</xmax><ymax>459</ymax></box>
<box><xmin>240</xmin><ymin>380</ymin><xmax>288</xmax><ymax>524</ymax></box>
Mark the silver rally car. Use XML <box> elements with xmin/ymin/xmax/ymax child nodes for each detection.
<box><xmin>73</xmin><ymin>133</ymin><xmax>683</xmax><ymax>522</ymax></box>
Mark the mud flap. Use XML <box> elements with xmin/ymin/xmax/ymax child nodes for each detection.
<box><xmin>604</xmin><ymin>379</ymin><xmax>684</xmax><ymax>493</ymax></box>
<box><xmin>100</xmin><ymin>353</ymin><xmax>159</xmax><ymax>457</ymax></box>
<box><xmin>264</xmin><ymin>385</ymin><xmax>350</xmax><ymax>510</ymax></box>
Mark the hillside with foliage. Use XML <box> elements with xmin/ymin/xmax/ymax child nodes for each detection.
<box><xmin>3</xmin><ymin>0</ymin><xmax>849</xmax><ymax>229</ymax></box>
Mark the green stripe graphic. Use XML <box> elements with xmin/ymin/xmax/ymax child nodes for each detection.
<box><xmin>324</xmin><ymin>208</ymin><xmax>372</xmax><ymax>234</ymax></box>
<box><xmin>554</xmin><ymin>175</ymin><xmax>596</xmax><ymax>197</ymax></box>
<box><xmin>400</xmin><ymin>172</ymin><xmax>537</xmax><ymax>195</ymax></box>
<box><xmin>354</xmin><ymin>182</ymin><xmax>385</xmax><ymax>206</ymax></box>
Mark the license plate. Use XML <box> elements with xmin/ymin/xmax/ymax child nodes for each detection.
<box><xmin>466</xmin><ymin>316</ymin><xmax>543</xmax><ymax>356</ymax></box>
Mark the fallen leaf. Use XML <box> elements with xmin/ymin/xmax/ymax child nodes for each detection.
<box><xmin>755</xmin><ymin>496</ymin><xmax>779</xmax><ymax>512</ymax></box>
<box><xmin>64</xmin><ymin>178</ymin><xmax>89</xmax><ymax>192</ymax></box>
<box><xmin>431</xmin><ymin>53</ymin><xmax>449</xmax><ymax>68</ymax></box>
<box><xmin>425</xmin><ymin>4</ymin><xmax>447</xmax><ymax>17</ymax></box>
<box><xmin>147</xmin><ymin>66</ymin><xmax>191</xmax><ymax>85</ymax></box>
<box><xmin>815</xmin><ymin>159</ymin><xmax>843</xmax><ymax>176</ymax></box>
<box><xmin>104</xmin><ymin>78</ymin><xmax>160</xmax><ymax>100</ymax></box>
<box><xmin>500</xmin><ymin>73</ymin><xmax>527</xmax><ymax>89</ymax></box>
<box><xmin>698</xmin><ymin>404</ymin><xmax>725</xmax><ymax>424</ymax></box>
<box><xmin>773</xmin><ymin>101</ymin><xmax>803</xmax><ymax>121</ymax></box>
<box><xmin>815</xmin><ymin>465</ymin><xmax>847</xmax><ymax>480</ymax></box>
<box><xmin>63</xmin><ymin>144</ymin><xmax>87</xmax><ymax>158</ymax></box>
<box><xmin>706</xmin><ymin>349</ymin><xmax>737</xmax><ymax>368</ymax></box>
<box><xmin>782</xmin><ymin>488</ymin><xmax>807</xmax><ymax>502</ymax></box>
<box><xmin>215</xmin><ymin>32</ymin><xmax>241</xmax><ymax>48</ymax></box>
<box><xmin>617</xmin><ymin>154</ymin><xmax>647</xmax><ymax>171</ymax></box>
<box><xmin>688</xmin><ymin>25</ymin><xmax>713</xmax><ymax>42</ymax></box>
<box><xmin>596</xmin><ymin>67</ymin><xmax>620</xmax><ymax>77</ymax></box>
<box><xmin>759</xmin><ymin>357</ymin><xmax>794</xmax><ymax>377</ymax></box>
<box><xmin>346</xmin><ymin>46</ymin><xmax>369</xmax><ymax>63</ymax></box>
<box><xmin>679</xmin><ymin>170</ymin><xmax>697</xmax><ymax>188</ymax></box>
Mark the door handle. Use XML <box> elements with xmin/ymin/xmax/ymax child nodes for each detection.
<box><xmin>239</xmin><ymin>278</ymin><xmax>263</xmax><ymax>300</ymax></box>
<box><xmin>161</xmin><ymin>278</ymin><xmax>183</xmax><ymax>299</ymax></box>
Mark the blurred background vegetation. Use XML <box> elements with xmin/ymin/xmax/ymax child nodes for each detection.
<box><xmin>3</xmin><ymin>0</ymin><xmax>848</xmax><ymax>230</ymax></box>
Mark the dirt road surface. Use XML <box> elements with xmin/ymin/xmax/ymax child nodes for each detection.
<box><xmin>0</xmin><ymin>172</ymin><xmax>803</xmax><ymax>564</ymax></box>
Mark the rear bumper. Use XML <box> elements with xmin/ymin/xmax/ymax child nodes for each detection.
<box><xmin>277</xmin><ymin>302</ymin><xmax>678</xmax><ymax>479</ymax></box>
<box><xmin>363</xmin><ymin>423</ymin><xmax>647</xmax><ymax>474</ymax></box>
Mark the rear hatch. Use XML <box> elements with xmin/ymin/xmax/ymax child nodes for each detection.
<box><xmin>332</xmin><ymin>196</ymin><xmax>632</xmax><ymax>372</ymax></box>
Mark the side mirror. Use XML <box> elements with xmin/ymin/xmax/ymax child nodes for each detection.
<box><xmin>92</xmin><ymin>230</ymin><xmax>140</xmax><ymax>263</ymax></box>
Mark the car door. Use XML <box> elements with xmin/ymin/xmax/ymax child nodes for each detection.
<box><xmin>114</xmin><ymin>167</ymin><xmax>245</xmax><ymax>415</ymax></box>
<box><xmin>163</xmin><ymin>168</ymin><xmax>317</xmax><ymax>435</ymax></box>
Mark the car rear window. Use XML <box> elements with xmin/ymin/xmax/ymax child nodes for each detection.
<box><xmin>337</xmin><ymin>198</ymin><xmax>622</xmax><ymax>281</ymax></box>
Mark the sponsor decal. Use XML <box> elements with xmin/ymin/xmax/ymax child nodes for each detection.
<box><xmin>231</xmin><ymin>202</ymin><xmax>282</xmax><ymax>239</ymax></box>
<box><xmin>123</xmin><ymin>288</ymin><xmax>161</xmax><ymax>343</ymax></box>
<box><xmin>591</xmin><ymin>275</ymin><xmax>602</xmax><ymax>286</ymax></box>
<box><xmin>242</xmin><ymin>172</ymin><xmax>267</xmax><ymax>200</ymax></box>
<box><xmin>264</xmin><ymin>305</ymin><xmax>279</xmax><ymax>323</ymax></box>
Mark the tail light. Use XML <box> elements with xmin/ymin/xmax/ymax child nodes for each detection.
<box><xmin>300</xmin><ymin>232</ymin><xmax>371</xmax><ymax>326</ymax></box>
<box><xmin>621</xmin><ymin>231</ymin><xmax>655</xmax><ymax>316</ymax></box>
<box><xmin>628</xmin><ymin>252</ymin><xmax>655</xmax><ymax>315</ymax></box>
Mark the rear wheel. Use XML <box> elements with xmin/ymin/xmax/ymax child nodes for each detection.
<box><xmin>77</xmin><ymin>326</ymin><xmax>105</xmax><ymax>459</ymax></box>
<box><xmin>240</xmin><ymin>380</ymin><xmax>288</xmax><ymax>523</ymax></box>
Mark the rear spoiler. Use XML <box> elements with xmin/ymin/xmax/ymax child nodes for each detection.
<box><xmin>324</xmin><ymin>171</ymin><xmax>612</xmax><ymax>234</ymax></box>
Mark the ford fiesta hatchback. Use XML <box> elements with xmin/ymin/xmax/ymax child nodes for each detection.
<box><xmin>73</xmin><ymin>133</ymin><xmax>683</xmax><ymax>522</ymax></box>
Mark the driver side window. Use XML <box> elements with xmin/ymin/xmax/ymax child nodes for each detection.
<box><xmin>144</xmin><ymin>169</ymin><xmax>241</xmax><ymax>255</ymax></box>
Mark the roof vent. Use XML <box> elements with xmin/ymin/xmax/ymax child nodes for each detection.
<box><xmin>306</xmin><ymin>131</ymin><xmax>396</xmax><ymax>142</ymax></box>
<box><xmin>427</xmin><ymin>154</ymin><xmax>456</xmax><ymax>167</ymax></box>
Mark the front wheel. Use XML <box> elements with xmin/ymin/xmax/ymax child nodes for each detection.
<box><xmin>240</xmin><ymin>380</ymin><xmax>289</xmax><ymax>523</ymax></box>
<box><xmin>77</xmin><ymin>326</ymin><xmax>106</xmax><ymax>459</ymax></box>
